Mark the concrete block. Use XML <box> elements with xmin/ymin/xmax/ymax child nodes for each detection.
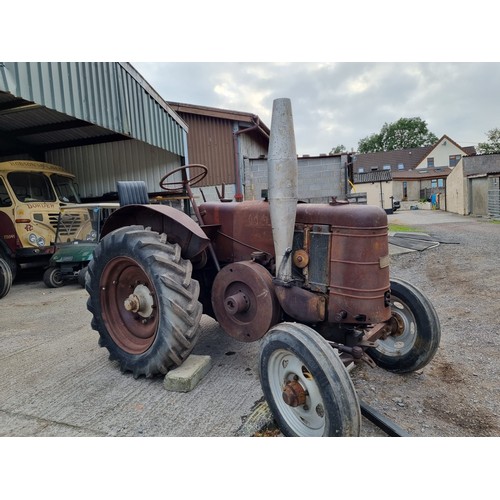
<box><xmin>163</xmin><ymin>355</ymin><xmax>212</xmax><ymax>393</ymax></box>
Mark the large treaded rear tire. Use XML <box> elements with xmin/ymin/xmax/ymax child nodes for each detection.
<box><xmin>86</xmin><ymin>225</ymin><xmax>203</xmax><ymax>378</ymax></box>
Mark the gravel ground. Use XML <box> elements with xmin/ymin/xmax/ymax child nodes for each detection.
<box><xmin>1</xmin><ymin>209</ymin><xmax>498</xmax><ymax>440</ymax></box>
<box><xmin>352</xmin><ymin>210</ymin><xmax>500</xmax><ymax>437</ymax></box>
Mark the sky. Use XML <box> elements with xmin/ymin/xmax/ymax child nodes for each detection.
<box><xmin>6</xmin><ymin>2</ymin><xmax>499</xmax><ymax>158</ymax></box>
<box><xmin>132</xmin><ymin>61</ymin><xmax>500</xmax><ymax>156</ymax></box>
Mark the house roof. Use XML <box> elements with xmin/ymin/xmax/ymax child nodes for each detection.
<box><xmin>167</xmin><ymin>101</ymin><xmax>270</xmax><ymax>136</ymax></box>
<box><xmin>353</xmin><ymin>170</ymin><xmax>393</xmax><ymax>184</ymax></box>
<box><xmin>352</xmin><ymin>135</ymin><xmax>476</xmax><ymax>172</ymax></box>
<box><xmin>353</xmin><ymin>145</ymin><xmax>433</xmax><ymax>171</ymax></box>
<box><xmin>392</xmin><ymin>166</ymin><xmax>452</xmax><ymax>180</ymax></box>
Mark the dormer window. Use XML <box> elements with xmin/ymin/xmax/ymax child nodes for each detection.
<box><xmin>427</xmin><ymin>157</ymin><xmax>434</xmax><ymax>168</ymax></box>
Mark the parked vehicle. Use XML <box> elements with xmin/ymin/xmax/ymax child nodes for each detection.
<box><xmin>85</xmin><ymin>99</ymin><xmax>440</xmax><ymax>437</ymax></box>
<box><xmin>0</xmin><ymin>160</ymin><xmax>91</xmax><ymax>279</ymax></box>
<box><xmin>43</xmin><ymin>203</ymin><xmax>119</xmax><ymax>288</ymax></box>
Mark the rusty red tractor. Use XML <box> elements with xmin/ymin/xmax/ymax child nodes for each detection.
<box><xmin>86</xmin><ymin>99</ymin><xmax>440</xmax><ymax>437</ymax></box>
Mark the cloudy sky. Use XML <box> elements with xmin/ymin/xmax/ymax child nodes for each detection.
<box><xmin>6</xmin><ymin>3</ymin><xmax>498</xmax><ymax>157</ymax></box>
<box><xmin>132</xmin><ymin>62</ymin><xmax>500</xmax><ymax>156</ymax></box>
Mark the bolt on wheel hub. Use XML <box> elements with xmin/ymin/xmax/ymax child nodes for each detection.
<box><xmin>124</xmin><ymin>284</ymin><xmax>154</xmax><ymax>317</ymax></box>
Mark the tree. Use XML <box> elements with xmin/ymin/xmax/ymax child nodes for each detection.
<box><xmin>477</xmin><ymin>128</ymin><xmax>500</xmax><ymax>154</ymax></box>
<box><xmin>357</xmin><ymin>117</ymin><xmax>438</xmax><ymax>153</ymax></box>
<box><xmin>330</xmin><ymin>144</ymin><xmax>347</xmax><ymax>154</ymax></box>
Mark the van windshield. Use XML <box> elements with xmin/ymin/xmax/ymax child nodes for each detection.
<box><xmin>51</xmin><ymin>173</ymin><xmax>81</xmax><ymax>203</ymax></box>
<box><xmin>8</xmin><ymin>172</ymin><xmax>56</xmax><ymax>202</ymax></box>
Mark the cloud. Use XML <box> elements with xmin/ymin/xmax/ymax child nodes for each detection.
<box><xmin>133</xmin><ymin>62</ymin><xmax>500</xmax><ymax>154</ymax></box>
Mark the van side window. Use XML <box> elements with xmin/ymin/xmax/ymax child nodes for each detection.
<box><xmin>7</xmin><ymin>172</ymin><xmax>56</xmax><ymax>202</ymax></box>
<box><xmin>0</xmin><ymin>178</ymin><xmax>12</xmax><ymax>207</ymax></box>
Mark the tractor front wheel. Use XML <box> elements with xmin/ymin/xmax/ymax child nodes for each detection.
<box><xmin>86</xmin><ymin>225</ymin><xmax>203</xmax><ymax>378</ymax></box>
<box><xmin>260</xmin><ymin>322</ymin><xmax>361</xmax><ymax>437</ymax></box>
<box><xmin>368</xmin><ymin>278</ymin><xmax>441</xmax><ymax>373</ymax></box>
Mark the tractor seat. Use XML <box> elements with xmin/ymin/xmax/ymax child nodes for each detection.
<box><xmin>117</xmin><ymin>181</ymin><xmax>150</xmax><ymax>206</ymax></box>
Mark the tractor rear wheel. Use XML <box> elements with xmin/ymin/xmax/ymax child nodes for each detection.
<box><xmin>43</xmin><ymin>267</ymin><xmax>64</xmax><ymax>288</ymax></box>
<box><xmin>0</xmin><ymin>258</ymin><xmax>12</xmax><ymax>299</ymax></box>
<box><xmin>86</xmin><ymin>225</ymin><xmax>203</xmax><ymax>378</ymax></box>
<box><xmin>260</xmin><ymin>322</ymin><xmax>361</xmax><ymax>437</ymax></box>
<box><xmin>367</xmin><ymin>278</ymin><xmax>441</xmax><ymax>373</ymax></box>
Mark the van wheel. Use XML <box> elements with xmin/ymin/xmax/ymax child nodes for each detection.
<box><xmin>0</xmin><ymin>258</ymin><xmax>12</xmax><ymax>299</ymax></box>
<box><xmin>0</xmin><ymin>253</ymin><xmax>17</xmax><ymax>281</ymax></box>
<box><xmin>86</xmin><ymin>226</ymin><xmax>203</xmax><ymax>378</ymax></box>
<box><xmin>43</xmin><ymin>267</ymin><xmax>64</xmax><ymax>288</ymax></box>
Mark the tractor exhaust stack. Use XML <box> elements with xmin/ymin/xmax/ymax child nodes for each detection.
<box><xmin>267</xmin><ymin>98</ymin><xmax>298</xmax><ymax>282</ymax></box>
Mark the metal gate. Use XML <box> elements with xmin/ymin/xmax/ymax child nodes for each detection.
<box><xmin>488</xmin><ymin>175</ymin><xmax>500</xmax><ymax>219</ymax></box>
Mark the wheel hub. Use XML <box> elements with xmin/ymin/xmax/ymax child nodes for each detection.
<box><xmin>211</xmin><ymin>261</ymin><xmax>281</xmax><ymax>342</ymax></box>
<box><xmin>282</xmin><ymin>379</ymin><xmax>307</xmax><ymax>407</ymax></box>
<box><xmin>124</xmin><ymin>284</ymin><xmax>154</xmax><ymax>318</ymax></box>
<box><xmin>100</xmin><ymin>256</ymin><xmax>159</xmax><ymax>354</ymax></box>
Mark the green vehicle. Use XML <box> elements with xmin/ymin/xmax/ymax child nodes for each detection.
<box><xmin>43</xmin><ymin>203</ymin><xmax>119</xmax><ymax>288</ymax></box>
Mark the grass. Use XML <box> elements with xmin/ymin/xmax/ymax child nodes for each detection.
<box><xmin>388</xmin><ymin>224</ymin><xmax>421</xmax><ymax>233</ymax></box>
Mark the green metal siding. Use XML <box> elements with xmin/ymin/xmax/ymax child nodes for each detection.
<box><xmin>0</xmin><ymin>62</ymin><xmax>186</xmax><ymax>157</ymax></box>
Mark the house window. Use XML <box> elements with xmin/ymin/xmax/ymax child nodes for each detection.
<box><xmin>383</xmin><ymin>165</ymin><xmax>391</xmax><ymax>170</ymax></box>
<box><xmin>403</xmin><ymin>181</ymin><xmax>408</xmax><ymax>200</ymax></box>
<box><xmin>398</xmin><ymin>163</ymin><xmax>405</xmax><ymax>170</ymax></box>
<box><xmin>358</xmin><ymin>167</ymin><xmax>365</xmax><ymax>173</ymax></box>
<box><xmin>370</xmin><ymin>167</ymin><xmax>378</xmax><ymax>171</ymax></box>
<box><xmin>449</xmin><ymin>154</ymin><xmax>461</xmax><ymax>167</ymax></box>
<box><xmin>438</xmin><ymin>179</ymin><xmax>444</xmax><ymax>188</ymax></box>
<box><xmin>431</xmin><ymin>180</ymin><xmax>437</xmax><ymax>188</ymax></box>
<box><xmin>427</xmin><ymin>157</ymin><xmax>434</xmax><ymax>168</ymax></box>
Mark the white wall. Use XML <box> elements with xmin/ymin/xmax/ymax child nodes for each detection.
<box><xmin>416</xmin><ymin>138</ymin><xmax>465</xmax><ymax>169</ymax></box>
<box><xmin>446</xmin><ymin>159</ymin><xmax>467</xmax><ymax>215</ymax></box>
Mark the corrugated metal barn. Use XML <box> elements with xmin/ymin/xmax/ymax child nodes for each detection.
<box><xmin>0</xmin><ymin>62</ymin><xmax>188</xmax><ymax>199</ymax></box>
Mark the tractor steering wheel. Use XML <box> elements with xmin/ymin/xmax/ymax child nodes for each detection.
<box><xmin>159</xmin><ymin>164</ymin><xmax>208</xmax><ymax>192</ymax></box>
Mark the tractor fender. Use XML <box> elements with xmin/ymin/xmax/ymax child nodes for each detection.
<box><xmin>100</xmin><ymin>204</ymin><xmax>210</xmax><ymax>260</ymax></box>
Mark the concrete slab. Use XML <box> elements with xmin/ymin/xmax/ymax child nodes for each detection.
<box><xmin>164</xmin><ymin>355</ymin><xmax>212</xmax><ymax>393</ymax></box>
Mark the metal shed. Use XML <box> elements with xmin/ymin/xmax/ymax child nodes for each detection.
<box><xmin>168</xmin><ymin>102</ymin><xmax>270</xmax><ymax>201</ymax></box>
<box><xmin>0</xmin><ymin>62</ymin><xmax>188</xmax><ymax>198</ymax></box>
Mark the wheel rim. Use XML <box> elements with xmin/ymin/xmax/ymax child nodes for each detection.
<box><xmin>267</xmin><ymin>348</ymin><xmax>327</xmax><ymax>436</ymax></box>
<box><xmin>99</xmin><ymin>256</ymin><xmax>159</xmax><ymax>354</ymax></box>
<box><xmin>377</xmin><ymin>294</ymin><xmax>417</xmax><ymax>357</ymax></box>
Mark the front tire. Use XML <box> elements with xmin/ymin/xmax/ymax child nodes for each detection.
<box><xmin>260</xmin><ymin>322</ymin><xmax>361</xmax><ymax>437</ymax></box>
<box><xmin>0</xmin><ymin>258</ymin><xmax>12</xmax><ymax>299</ymax></box>
<box><xmin>367</xmin><ymin>278</ymin><xmax>441</xmax><ymax>373</ymax></box>
<box><xmin>43</xmin><ymin>267</ymin><xmax>64</xmax><ymax>288</ymax></box>
<box><xmin>86</xmin><ymin>225</ymin><xmax>203</xmax><ymax>378</ymax></box>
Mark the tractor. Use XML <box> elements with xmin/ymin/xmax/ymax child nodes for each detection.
<box><xmin>86</xmin><ymin>98</ymin><xmax>440</xmax><ymax>437</ymax></box>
